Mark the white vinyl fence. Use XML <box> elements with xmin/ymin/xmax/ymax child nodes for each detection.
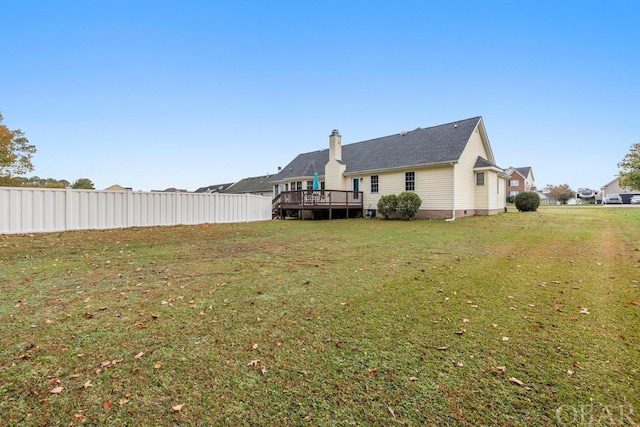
<box><xmin>0</xmin><ymin>187</ymin><xmax>272</xmax><ymax>234</ymax></box>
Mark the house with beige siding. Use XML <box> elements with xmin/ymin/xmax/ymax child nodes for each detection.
<box><xmin>601</xmin><ymin>177</ymin><xmax>639</xmax><ymax>204</ymax></box>
<box><xmin>270</xmin><ymin>116</ymin><xmax>508</xmax><ymax>219</ymax></box>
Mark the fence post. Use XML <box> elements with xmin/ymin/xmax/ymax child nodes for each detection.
<box><xmin>65</xmin><ymin>188</ymin><xmax>72</xmax><ymax>231</ymax></box>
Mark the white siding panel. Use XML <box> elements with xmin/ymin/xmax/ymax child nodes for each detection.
<box><xmin>416</xmin><ymin>166</ymin><xmax>453</xmax><ymax>210</ymax></box>
<box><xmin>360</xmin><ymin>166</ymin><xmax>453</xmax><ymax>211</ymax></box>
<box><xmin>474</xmin><ymin>176</ymin><xmax>488</xmax><ymax>209</ymax></box>
<box><xmin>456</xmin><ymin>128</ymin><xmax>490</xmax><ymax>210</ymax></box>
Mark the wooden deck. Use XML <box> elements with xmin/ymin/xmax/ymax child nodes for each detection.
<box><xmin>272</xmin><ymin>190</ymin><xmax>364</xmax><ymax>219</ymax></box>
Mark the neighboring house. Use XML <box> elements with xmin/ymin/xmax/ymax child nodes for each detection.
<box><xmin>194</xmin><ymin>183</ymin><xmax>235</xmax><ymax>194</ymax></box>
<box><xmin>223</xmin><ymin>175</ymin><xmax>274</xmax><ymax>198</ymax></box>
<box><xmin>270</xmin><ymin>116</ymin><xmax>508</xmax><ymax>219</ymax></box>
<box><xmin>601</xmin><ymin>177</ymin><xmax>638</xmax><ymax>204</ymax></box>
<box><xmin>504</xmin><ymin>166</ymin><xmax>535</xmax><ymax>197</ymax></box>
<box><xmin>104</xmin><ymin>184</ymin><xmax>132</xmax><ymax>191</ymax></box>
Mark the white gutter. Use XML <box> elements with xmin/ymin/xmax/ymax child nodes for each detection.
<box><xmin>445</xmin><ymin>163</ymin><xmax>456</xmax><ymax>222</ymax></box>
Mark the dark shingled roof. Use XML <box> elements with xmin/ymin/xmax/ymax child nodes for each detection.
<box><xmin>272</xmin><ymin>117</ymin><xmax>483</xmax><ymax>182</ymax></box>
<box><xmin>474</xmin><ymin>157</ymin><xmax>501</xmax><ymax>169</ymax></box>
<box><xmin>194</xmin><ymin>183</ymin><xmax>235</xmax><ymax>193</ymax></box>
<box><xmin>224</xmin><ymin>175</ymin><xmax>273</xmax><ymax>194</ymax></box>
<box><xmin>514</xmin><ymin>167</ymin><xmax>532</xmax><ymax>178</ymax></box>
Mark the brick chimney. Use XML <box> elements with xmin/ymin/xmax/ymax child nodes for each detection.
<box><xmin>329</xmin><ymin>129</ymin><xmax>342</xmax><ymax>161</ymax></box>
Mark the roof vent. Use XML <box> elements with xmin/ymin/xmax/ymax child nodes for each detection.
<box><xmin>400</xmin><ymin>131</ymin><xmax>408</xmax><ymax>136</ymax></box>
<box><xmin>454</xmin><ymin>124</ymin><xmax>458</xmax><ymax>128</ymax></box>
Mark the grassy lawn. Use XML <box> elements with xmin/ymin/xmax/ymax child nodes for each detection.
<box><xmin>1</xmin><ymin>206</ymin><xmax>639</xmax><ymax>426</ymax></box>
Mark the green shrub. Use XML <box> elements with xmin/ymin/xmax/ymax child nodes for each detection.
<box><xmin>377</xmin><ymin>194</ymin><xmax>399</xmax><ymax>219</ymax></box>
<box><xmin>514</xmin><ymin>191</ymin><xmax>540</xmax><ymax>212</ymax></box>
<box><xmin>397</xmin><ymin>192</ymin><xmax>422</xmax><ymax>220</ymax></box>
<box><xmin>506</xmin><ymin>195</ymin><xmax>515</xmax><ymax>204</ymax></box>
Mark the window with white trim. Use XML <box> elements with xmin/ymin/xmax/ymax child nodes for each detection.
<box><xmin>405</xmin><ymin>172</ymin><xmax>415</xmax><ymax>191</ymax></box>
<box><xmin>371</xmin><ymin>175</ymin><xmax>379</xmax><ymax>193</ymax></box>
<box><xmin>476</xmin><ymin>172</ymin><xmax>485</xmax><ymax>186</ymax></box>
<box><xmin>509</xmin><ymin>179</ymin><xmax>519</xmax><ymax>187</ymax></box>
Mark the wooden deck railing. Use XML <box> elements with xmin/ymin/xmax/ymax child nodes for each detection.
<box><xmin>272</xmin><ymin>190</ymin><xmax>363</xmax><ymax>218</ymax></box>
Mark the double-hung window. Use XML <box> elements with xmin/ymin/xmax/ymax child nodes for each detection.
<box><xmin>371</xmin><ymin>175</ymin><xmax>379</xmax><ymax>193</ymax></box>
<box><xmin>405</xmin><ymin>172</ymin><xmax>415</xmax><ymax>191</ymax></box>
<box><xmin>476</xmin><ymin>172</ymin><xmax>485</xmax><ymax>186</ymax></box>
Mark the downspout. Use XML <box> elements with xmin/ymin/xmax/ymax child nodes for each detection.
<box><xmin>445</xmin><ymin>163</ymin><xmax>456</xmax><ymax>222</ymax></box>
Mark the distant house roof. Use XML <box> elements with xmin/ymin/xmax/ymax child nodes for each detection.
<box><xmin>271</xmin><ymin>117</ymin><xmax>487</xmax><ymax>182</ymax></box>
<box><xmin>151</xmin><ymin>187</ymin><xmax>189</xmax><ymax>193</ymax></box>
<box><xmin>194</xmin><ymin>183</ymin><xmax>235</xmax><ymax>193</ymax></box>
<box><xmin>224</xmin><ymin>175</ymin><xmax>273</xmax><ymax>194</ymax></box>
<box><xmin>507</xmin><ymin>166</ymin><xmax>534</xmax><ymax>181</ymax></box>
<box><xmin>104</xmin><ymin>184</ymin><xmax>132</xmax><ymax>191</ymax></box>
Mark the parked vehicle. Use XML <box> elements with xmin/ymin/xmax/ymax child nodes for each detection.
<box><xmin>603</xmin><ymin>193</ymin><xmax>623</xmax><ymax>204</ymax></box>
<box><xmin>630</xmin><ymin>195</ymin><xmax>640</xmax><ymax>205</ymax></box>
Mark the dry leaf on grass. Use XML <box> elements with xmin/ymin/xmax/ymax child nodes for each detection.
<box><xmin>172</xmin><ymin>403</ymin><xmax>185</xmax><ymax>411</ymax></box>
<box><xmin>134</xmin><ymin>352</ymin><xmax>144</xmax><ymax>359</ymax></box>
<box><xmin>509</xmin><ymin>377</ymin><xmax>524</xmax><ymax>386</ymax></box>
<box><xmin>50</xmin><ymin>386</ymin><xmax>64</xmax><ymax>394</ymax></box>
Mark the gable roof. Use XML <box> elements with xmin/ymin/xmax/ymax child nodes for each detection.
<box><xmin>272</xmin><ymin>117</ymin><xmax>485</xmax><ymax>182</ymax></box>
<box><xmin>507</xmin><ymin>166</ymin><xmax>533</xmax><ymax>181</ymax></box>
<box><xmin>474</xmin><ymin>157</ymin><xmax>500</xmax><ymax>169</ymax></box>
<box><xmin>475</xmin><ymin>157</ymin><xmax>510</xmax><ymax>177</ymax></box>
<box><xmin>224</xmin><ymin>175</ymin><xmax>273</xmax><ymax>194</ymax></box>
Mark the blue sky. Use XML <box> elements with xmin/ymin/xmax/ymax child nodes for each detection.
<box><xmin>2</xmin><ymin>1</ymin><xmax>638</xmax><ymax>191</ymax></box>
